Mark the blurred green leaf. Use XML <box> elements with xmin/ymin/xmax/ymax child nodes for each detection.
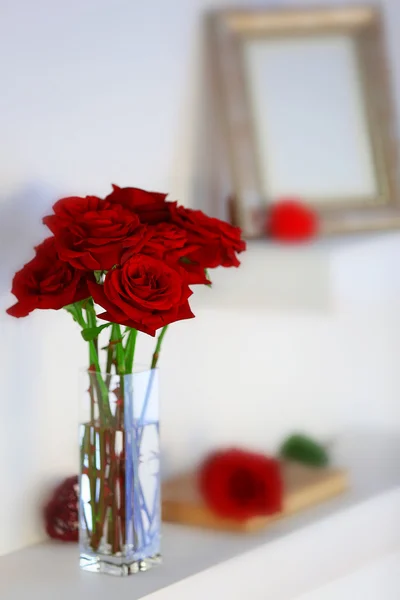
<box><xmin>280</xmin><ymin>433</ymin><xmax>329</xmax><ymax>467</ymax></box>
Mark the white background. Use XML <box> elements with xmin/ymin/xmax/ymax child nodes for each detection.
<box><xmin>1</xmin><ymin>0</ymin><xmax>400</xmax><ymax>558</ymax></box>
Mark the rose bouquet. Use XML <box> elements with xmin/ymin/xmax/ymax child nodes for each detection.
<box><xmin>7</xmin><ymin>185</ymin><xmax>246</xmax><ymax>575</ymax></box>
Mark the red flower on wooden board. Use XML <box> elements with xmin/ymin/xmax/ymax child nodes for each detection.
<box><xmin>267</xmin><ymin>198</ymin><xmax>318</xmax><ymax>242</ymax></box>
<box><xmin>199</xmin><ymin>449</ymin><xmax>283</xmax><ymax>521</ymax></box>
<box><xmin>44</xmin><ymin>476</ymin><xmax>79</xmax><ymax>542</ymax></box>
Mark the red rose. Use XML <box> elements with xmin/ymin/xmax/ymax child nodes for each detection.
<box><xmin>88</xmin><ymin>255</ymin><xmax>194</xmax><ymax>336</ymax></box>
<box><xmin>6</xmin><ymin>237</ymin><xmax>90</xmax><ymax>318</ymax></box>
<box><xmin>130</xmin><ymin>223</ymin><xmax>209</xmax><ymax>286</ymax></box>
<box><xmin>105</xmin><ymin>185</ymin><xmax>174</xmax><ymax>224</ymax></box>
<box><xmin>43</xmin><ymin>195</ymin><xmax>147</xmax><ymax>270</ymax></box>
<box><xmin>125</xmin><ymin>223</ymin><xmax>189</xmax><ymax>261</ymax></box>
<box><xmin>44</xmin><ymin>476</ymin><xmax>79</xmax><ymax>542</ymax></box>
<box><xmin>170</xmin><ymin>205</ymin><xmax>246</xmax><ymax>268</ymax></box>
<box><xmin>200</xmin><ymin>449</ymin><xmax>283</xmax><ymax>521</ymax></box>
<box><xmin>268</xmin><ymin>199</ymin><xmax>318</xmax><ymax>242</ymax></box>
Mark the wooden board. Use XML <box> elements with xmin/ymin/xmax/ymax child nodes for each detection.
<box><xmin>162</xmin><ymin>461</ymin><xmax>349</xmax><ymax>533</ymax></box>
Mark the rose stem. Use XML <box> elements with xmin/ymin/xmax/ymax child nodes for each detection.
<box><xmin>65</xmin><ymin>304</ymin><xmax>99</xmax><ymax>425</ymax></box>
<box><xmin>106</xmin><ymin>429</ymin><xmax>114</xmax><ymax>548</ymax></box>
<box><xmin>121</xmin><ymin>328</ymin><xmax>137</xmax><ymax>547</ymax></box>
<box><xmin>88</xmin><ymin>426</ymin><xmax>99</xmax><ymax>550</ymax></box>
<box><xmin>151</xmin><ymin>325</ymin><xmax>169</xmax><ymax>370</ymax></box>
<box><xmin>119</xmin><ymin>480</ymin><xmax>125</xmax><ymax>551</ymax></box>
<box><xmin>105</xmin><ymin>342</ymin><xmax>114</xmax><ymax>391</ymax></box>
<box><xmin>110</xmin><ymin>430</ymin><xmax>122</xmax><ymax>554</ymax></box>
<box><xmin>107</xmin><ymin>430</ymin><xmax>116</xmax><ymax>548</ymax></box>
<box><xmin>112</xmin><ymin>326</ymin><xmax>124</xmax><ymax>415</ymax></box>
<box><xmin>66</xmin><ymin>302</ymin><xmax>108</xmax><ymax>423</ymax></box>
<box><xmin>132</xmin><ymin>434</ymin><xmax>147</xmax><ymax>547</ymax></box>
<box><xmin>124</xmin><ymin>328</ymin><xmax>138</xmax><ymax>375</ymax></box>
<box><xmin>94</xmin><ymin>428</ymin><xmax>107</xmax><ymax>548</ymax></box>
<box><xmin>138</xmin><ymin>325</ymin><xmax>169</xmax><ymax>447</ymax></box>
<box><xmin>114</xmin><ymin>324</ymin><xmax>126</xmax><ymax>549</ymax></box>
<box><xmin>128</xmin><ymin>326</ymin><xmax>168</xmax><ymax>545</ymax></box>
<box><xmin>85</xmin><ymin>301</ymin><xmax>112</xmax><ymax>425</ymax></box>
<box><xmin>118</xmin><ymin>431</ymin><xmax>126</xmax><ymax>547</ymax></box>
<box><xmin>86</xmin><ymin>376</ymin><xmax>97</xmax><ymax>546</ymax></box>
<box><xmin>88</xmin><ymin>375</ymin><xmax>95</xmax><ymax>424</ymax></box>
<box><xmin>80</xmin><ymin>425</ymin><xmax>96</xmax><ymax>541</ymax></box>
<box><xmin>114</xmin><ymin>466</ymin><xmax>122</xmax><ymax>554</ymax></box>
<box><xmin>85</xmin><ymin>316</ymin><xmax>112</xmax><ymax>548</ymax></box>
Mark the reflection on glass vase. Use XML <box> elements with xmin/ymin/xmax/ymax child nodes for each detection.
<box><xmin>79</xmin><ymin>368</ymin><xmax>161</xmax><ymax>576</ymax></box>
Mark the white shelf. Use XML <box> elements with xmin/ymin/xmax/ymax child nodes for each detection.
<box><xmin>191</xmin><ymin>240</ymin><xmax>332</xmax><ymax>312</ymax></box>
<box><xmin>191</xmin><ymin>232</ymin><xmax>400</xmax><ymax>313</ymax></box>
<box><xmin>1</xmin><ymin>432</ymin><xmax>400</xmax><ymax>600</ymax></box>
<box><xmin>293</xmin><ymin>551</ymin><xmax>400</xmax><ymax>600</ymax></box>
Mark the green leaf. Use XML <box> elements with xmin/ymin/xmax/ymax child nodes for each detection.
<box><xmin>81</xmin><ymin>323</ymin><xmax>112</xmax><ymax>341</ymax></box>
<box><xmin>64</xmin><ymin>304</ymin><xmax>85</xmax><ymax>328</ymax></box>
<box><xmin>64</xmin><ymin>304</ymin><xmax>78</xmax><ymax>321</ymax></box>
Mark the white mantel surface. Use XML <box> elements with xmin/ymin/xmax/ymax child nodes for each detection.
<box><xmin>1</xmin><ymin>432</ymin><xmax>399</xmax><ymax>600</ymax></box>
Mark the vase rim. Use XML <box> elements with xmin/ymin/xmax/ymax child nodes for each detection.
<box><xmin>81</xmin><ymin>364</ymin><xmax>159</xmax><ymax>375</ymax></box>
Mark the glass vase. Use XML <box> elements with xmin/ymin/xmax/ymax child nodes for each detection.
<box><xmin>79</xmin><ymin>368</ymin><xmax>161</xmax><ymax>576</ymax></box>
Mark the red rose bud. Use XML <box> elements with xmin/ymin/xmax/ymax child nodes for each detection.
<box><xmin>200</xmin><ymin>449</ymin><xmax>283</xmax><ymax>521</ymax></box>
<box><xmin>44</xmin><ymin>476</ymin><xmax>79</xmax><ymax>542</ymax></box>
<box><xmin>267</xmin><ymin>198</ymin><xmax>318</xmax><ymax>242</ymax></box>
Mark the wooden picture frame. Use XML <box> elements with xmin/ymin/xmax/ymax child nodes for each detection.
<box><xmin>210</xmin><ymin>6</ymin><xmax>400</xmax><ymax>237</ymax></box>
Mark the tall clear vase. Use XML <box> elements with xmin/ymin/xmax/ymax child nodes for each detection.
<box><xmin>79</xmin><ymin>368</ymin><xmax>161</xmax><ymax>576</ymax></box>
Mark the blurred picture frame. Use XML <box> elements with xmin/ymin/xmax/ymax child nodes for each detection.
<box><xmin>211</xmin><ymin>6</ymin><xmax>400</xmax><ymax>238</ymax></box>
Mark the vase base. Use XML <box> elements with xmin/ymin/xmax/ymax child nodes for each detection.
<box><xmin>80</xmin><ymin>553</ymin><xmax>162</xmax><ymax>577</ymax></box>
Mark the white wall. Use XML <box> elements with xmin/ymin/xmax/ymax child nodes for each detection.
<box><xmin>1</xmin><ymin>0</ymin><xmax>400</xmax><ymax>556</ymax></box>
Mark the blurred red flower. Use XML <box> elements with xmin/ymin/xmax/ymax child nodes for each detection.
<box><xmin>267</xmin><ymin>198</ymin><xmax>318</xmax><ymax>242</ymax></box>
<box><xmin>200</xmin><ymin>449</ymin><xmax>283</xmax><ymax>521</ymax></box>
<box><xmin>44</xmin><ymin>476</ymin><xmax>79</xmax><ymax>542</ymax></box>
